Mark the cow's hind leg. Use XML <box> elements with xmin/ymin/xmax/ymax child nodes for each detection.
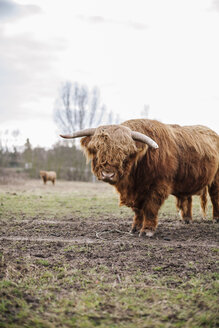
<box><xmin>200</xmin><ymin>187</ymin><xmax>208</xmax><ymax>219</ymax></box>
<box><xmin>208</xmin><ymin>171</ymin><xmax>219</xmax><ymax>222</ymax></box>
<box><xmin>176</xmin><ymin>197</ymin><xmax>183</xmax><ymax>218</ymax></box>
<box><xmin>180</xmin><ymin>196</ymin><xmax>193</xmax><ymax>224</ymax></box>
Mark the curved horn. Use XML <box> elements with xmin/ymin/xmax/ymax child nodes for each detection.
<box><xmin>60</xmin><ymin>128</ymin><xmax>96</xmax><ymax>139</ymax></box>
<box><xmin>131</xmin><ymin>131</ymin><xmax>159</xmax><ymax>149</ymax></box>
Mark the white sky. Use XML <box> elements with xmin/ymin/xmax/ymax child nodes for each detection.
<box><xmin>0</xmin><ymin>0</ymin><xmax>219</xmax><ymax>148</ymax></box>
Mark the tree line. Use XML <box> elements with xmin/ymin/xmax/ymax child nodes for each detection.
<box><xmin>0</xmin><ymin>138</ymin><xmax>92</xmax><ymax>181</ymax></box>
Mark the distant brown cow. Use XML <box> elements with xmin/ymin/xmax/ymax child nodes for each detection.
<box><xmin>176</xmin><ymin>187</ymin><xmax>208</xmax><ymax>222</ymax></box>
<box><xmin>60</xmin><ymin>119</ymin><xmax>219</xmax><ymax>237</ymax></box>
<box><xmin>40</xmin><ymin>171</ymin><xmax>56</xmax><ymax>185</ymax></box>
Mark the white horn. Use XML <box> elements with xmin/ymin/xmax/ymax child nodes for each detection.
<box><xmin>60</xmin><ymin>128</ymin><xmax>96</xmax><ymax>139</ymax></box>
<box><xmin>131</xmin><ymin>131</ymin><xmax>159</xmax><ymax>149</ymax></box>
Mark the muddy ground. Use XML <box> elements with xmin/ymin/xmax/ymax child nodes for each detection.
<box><xmin>0</xmin><ymin>179</ymin><xmax>218</xmax><ymax>281</ymax></box>
<box><xmin>1</xmin><ymin>219</ymin><xmax>219</xmax><ymax>279</ymax></box>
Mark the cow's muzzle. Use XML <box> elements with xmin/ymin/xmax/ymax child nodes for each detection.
<box><xmin>101</xmin><ymin>171</ymin><xmax>115</xmax><ymax>183</ymax></box>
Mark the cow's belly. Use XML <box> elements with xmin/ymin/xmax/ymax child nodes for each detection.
<box><xmin>172</xmin><ymin>160</ymin><xmax>218</xmax><ymax>196</ymax></box>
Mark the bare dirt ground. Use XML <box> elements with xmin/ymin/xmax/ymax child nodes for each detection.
<box><xmin>1</xmin><ymin>179</ymin><xmax>218</xmax><ymax>280</ymax></box>
<box><xmin>1</xmin><ymin>219</ymin><xmax>218</xmax><ymax>279</ymax></box>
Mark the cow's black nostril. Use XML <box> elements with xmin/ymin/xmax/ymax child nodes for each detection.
<box><xmin>102</xmin><ymin>171</ymin><xmax>115</xmax><ymax>179</ymax></box>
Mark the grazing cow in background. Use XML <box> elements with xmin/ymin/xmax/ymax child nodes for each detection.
<box><xmin>176</xmin><ymin>187</ymin><xmax>208</xmax><ymax>222</ymax></box>
<box><xmin>60</xmin><ymin>119</ymin><xmax>219</xmax><ymax>237</ymax></box>
<box><xmin>40</xmin><ymin>170</ymin><xmax>56</xmax><ymax>185</ymax></box>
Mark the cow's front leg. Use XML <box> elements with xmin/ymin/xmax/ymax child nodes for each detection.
<box><xmin>139</xmin><ymin>186</ymin><xmax>170</xmax><ymax>237</ymax></box>
<box><xmin>130</xmin><ymin>209</ymin><xmax>143</xmax><ymax>234</ymax></box>
<box><xmin>139</xmin><ymin>211</ymin><xmax>158</xmax><ymax>237</ymax></box>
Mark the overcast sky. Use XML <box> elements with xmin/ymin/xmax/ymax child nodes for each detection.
<box><xmin>0</xmin><ymin>0</ymin><xmax>219</xmax><ymax>148</ymax></box>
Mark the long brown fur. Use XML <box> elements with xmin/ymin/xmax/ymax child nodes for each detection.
<box><xmin>80</xmin><ymin>119</ymin><xmax>219</xmax><ymax>236</ymax></box>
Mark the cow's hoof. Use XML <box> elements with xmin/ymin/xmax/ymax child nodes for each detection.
<box><xmin>139</xmin><ymin>230</ymin><xmax>154</xmax><ymax>238</ymax></box>
<box><xmin>184</xmin><ymin>218</ymin><xmax>192</xmax><ymax>224</ymax></box>
<box><xmin>145</xmin><ymin>230</ymin><xmax>155</xmax><ymax>237</ymax></box>
<box><xmin>130</xmin><ymin>226</ymin><xmax>142</xmax><ymax>234</ymax></box>
<box><xmin>214</xmin><ymin>217</ymin><xmax>219</xmax><ymax>223</ymax></box>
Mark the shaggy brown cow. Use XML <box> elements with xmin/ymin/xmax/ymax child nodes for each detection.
<box><xmin>60</xmin><ymin>119</ymin><xmax>219</xmax><ymax>237</ymax></box>
<box><xmin>40</xmin><ymin>170</ymin><xmax>56</xmax><ymax>185</ymax></box>
<box><xmin>176</xmin><ymin>187</ymin><xmax>208</xmax><ymax>222</ymax></box>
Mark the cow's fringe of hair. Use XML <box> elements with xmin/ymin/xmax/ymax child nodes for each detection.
<box><xmin>81</xmin><ymin>126</ymin><xmax>138</xmax><ymax>172</ymax></box>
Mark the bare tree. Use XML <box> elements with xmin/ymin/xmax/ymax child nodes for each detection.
<box><xmin>54</xmin><ymin>82</ymin><xmax>113</xmax><ymax>133</ymax></box>
<box><xmin>0</xmin><ymin>129</ymin><xmax>20</xmax><ymax>151</ymax></box>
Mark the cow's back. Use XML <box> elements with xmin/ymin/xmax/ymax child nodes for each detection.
<box><xmin>122</xmin><ymin>119</ymin><xmax>218</xmax><ymax>196</ymax></box>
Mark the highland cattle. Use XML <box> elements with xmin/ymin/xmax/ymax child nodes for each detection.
<box><xmin>40</xmin><ymin>170</ymin><xmax>56</xmax><ymax>185</ymax></box>
<box><xmin>61</xmin><ymin>119</ymin><xmax>219</xmax><ymax>237</ymax></box>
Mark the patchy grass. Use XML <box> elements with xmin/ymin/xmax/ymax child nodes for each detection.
<box><xmin>0</xmin><ymin>181</ymin><xmax>131</xmax><ymax>220</ymax></box>
<box><xmin>0</xmin><ymin>269</ymin><xmax>218</xmax><ymax>328</ymax></box>
<box><xmin>0</xmin><ymin>180</ymin><xmax>218</xmax><ymax>327</ymax></box>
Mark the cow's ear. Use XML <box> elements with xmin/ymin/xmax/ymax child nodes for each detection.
<box><xmin>133</xmin><ymin>142</ymin><xmax>149</xmax><ymax>164</ymax></box>
<box><xmin>134</xmin><ymin>141</ymin><xmax>149</xmax><ymax>152</ymax></box>
<box><xmin>80</xmin><ymin>136</ymin><xmax>92</xmax><ymax>149</ymax></box>
<box><xmin>80</xmin><ymin>136</ymin><xmax>94</xmax><ymax>163</ymax></box>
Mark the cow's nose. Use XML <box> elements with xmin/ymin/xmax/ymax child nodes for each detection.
<box><xmin>101</xmin><ymin>171</ymin><xmax>115</xmax><ymax>180</ymax></box>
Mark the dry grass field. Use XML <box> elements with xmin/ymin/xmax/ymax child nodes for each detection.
<box><xmin>0</xmin><ymin>179</ymin><xmax>218</xmax><ymax>327</ymax></box>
